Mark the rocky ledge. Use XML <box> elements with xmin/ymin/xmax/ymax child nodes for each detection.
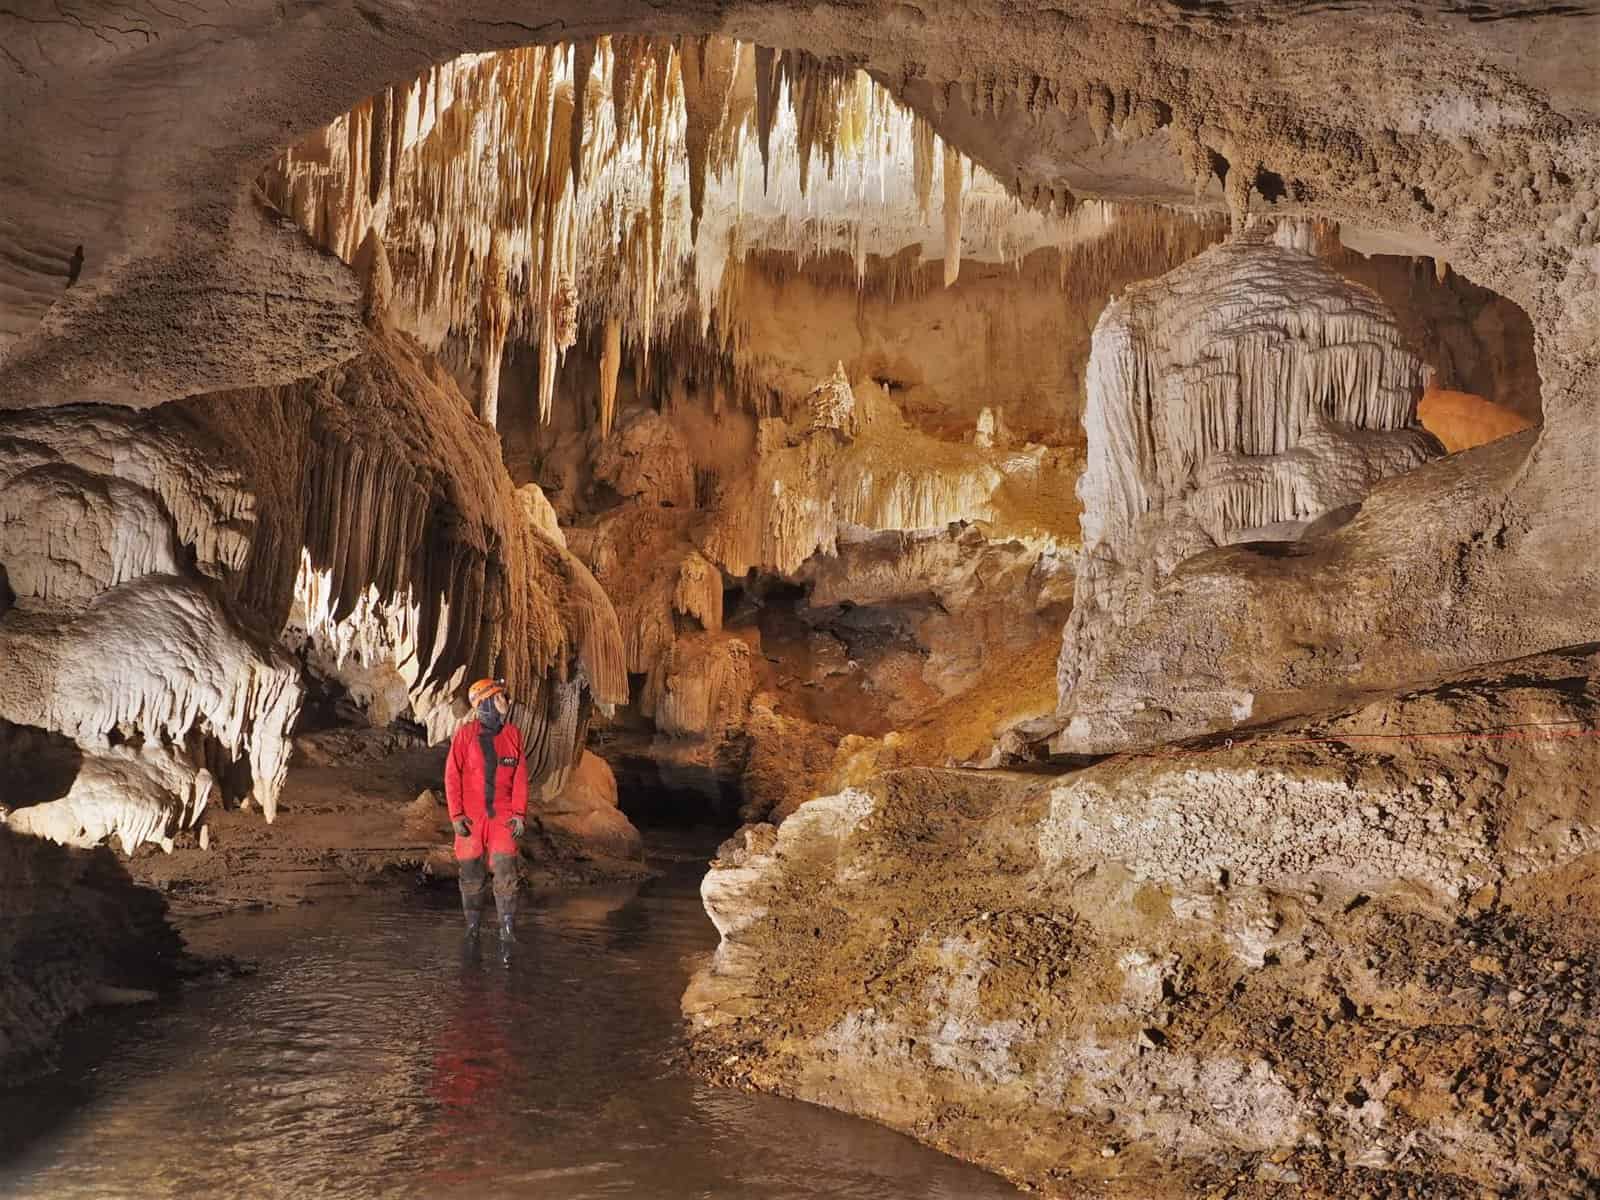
<box><xmin>684</xmin><ymin>645</ymin><xmax>1600</xmax><ymax>1198</ymax></box>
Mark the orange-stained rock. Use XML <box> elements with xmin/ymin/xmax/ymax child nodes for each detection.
<box><xmin>1419</xmin><ymin>385</ymin><xmax>1535</xmax><ymax>454</ymax></box>
<box><xmin>539</xmin><ymin>751</ymin><xmax>644</xmax><ymax>862</ymax></box>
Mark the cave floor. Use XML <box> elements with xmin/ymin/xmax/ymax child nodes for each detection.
<box><xmin>0</xmin><ymin>848</ymin><xmax>1018</xmax><ymax>1199</ymax></box>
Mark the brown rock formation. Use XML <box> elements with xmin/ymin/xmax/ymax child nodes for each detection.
<box><xmin>688</xmin><ymin>647</ymin><xmax>1600</xmax><ymax>1197</ymax></box>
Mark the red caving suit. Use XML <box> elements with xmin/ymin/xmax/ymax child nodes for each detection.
<box><xmin>444</xmin><ymin>720</ymin><xmax>529</xmax><ymax>861</ymax></box>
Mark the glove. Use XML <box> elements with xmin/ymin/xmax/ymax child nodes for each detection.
<box><xmin>509</xmin><ymin>816</ymin><xmax>526</xmax><ymax>838</ymax></box>
<box><xmin>451</xmin><ymin>816</ymin><xmax>472</xmax><ymax>838</ymax></box>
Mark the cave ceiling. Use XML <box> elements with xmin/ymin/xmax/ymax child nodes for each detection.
<box><xmin>1</xmin><ymin>1</ymin><xmax>1597</xmax><ymax>416</ymax></box>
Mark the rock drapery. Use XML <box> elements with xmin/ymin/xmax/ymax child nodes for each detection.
<box><xmin>1055</xmin><ymin>230</ymin><xmax>1446</xmax><ymax>753</ymax></box>
<box><xmin>0</xmin><ymin>321</ymin><xmax>627</xmax><ymax>857</ymax></box>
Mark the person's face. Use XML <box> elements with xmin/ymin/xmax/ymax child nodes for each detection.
<box><xmin>492</xmin><ymin>693</ymin><xmax>510</xmax><ymax>717</ymax></box>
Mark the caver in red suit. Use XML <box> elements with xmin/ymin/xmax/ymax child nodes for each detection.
<box><xmin>445</xmin><ymin>678</ymin><xmax>529</xmax><ymax>957</ymax></box>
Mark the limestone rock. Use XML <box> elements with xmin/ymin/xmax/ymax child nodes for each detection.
<box><xmin>688</xmin><ymin>647</ymin><xmax>1600</xmax><ymax>1196</ymax></box>
<box><xmin>538</xmin><ymin>751</ymin><xmax>644</xmax><ymax>862</ymax></box>
<box><xmin>1057</xmin><ymin>232</ymin><xmax>1444</xmax><ymax>753</ymax></box>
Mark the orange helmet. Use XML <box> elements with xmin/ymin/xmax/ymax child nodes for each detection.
<box><xmin>468</xmin><ymin>678</ymin><xmax>506</xmax><ymax>706</ymax></box>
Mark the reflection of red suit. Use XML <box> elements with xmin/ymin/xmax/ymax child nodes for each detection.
<box><xmin>427</xmin><ymin>979</ymin><xmax>520</xmax><ymax>1170</ymax></box>
<box><xmin>444</xmin><ymin>721</ymin><xmax>528</xmax><ymax>861</ymax></box>
<box><xmin>431</xmin><ymin>1002</ymin><xmax>513</xmax><ymax>1108</ymax></box>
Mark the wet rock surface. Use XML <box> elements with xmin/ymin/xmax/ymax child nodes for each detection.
<box><xmin>0</xmin><ymin>829</ymin><xmax>181</xmax><ymax>1086</ymax></box>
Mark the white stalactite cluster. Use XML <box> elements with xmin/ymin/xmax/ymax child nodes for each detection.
<box><xmin>704</xmin><ymin>372</ymin><xmax>1080</xmax><ymax>579</ymax></box>
<box><xmin>1058</xmin><ymin>229</ymin><xmax>1442</xmax><ymax>739</ymax></box>
<box><xmin>0</xmin><ymin>324</ymin><xmax>631</xmax><ymax>854</ymax></box>
<box><xmin>217</xmin><ymin>328</ymin><xmax>630</xmax><ymax>771</ymax></box>
<box><xmin>259</xmin><ymin>38</ymin><xmax>1125</xmax><ymax>432</ymax></box>
<box><xmin>0</xmin><ymin>413</ymin><xmax>299</xmax><ymax>851</ymax></box>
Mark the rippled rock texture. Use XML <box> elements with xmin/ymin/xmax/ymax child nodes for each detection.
<box><xmin>687</xmin><ymin>646</ymin><xmax>1600</xmax><ymax>1197</ymax></box>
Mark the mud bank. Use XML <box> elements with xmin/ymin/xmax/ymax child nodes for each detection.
<box><xmin>685</xmin><ymin>646</ymin><xmax>1600</xmax><ymax>1198</ymax></box>
<box><xmin>121</xmin><ymin>729</ymin><xmax>650</xmax><ymax>918</ymax></box>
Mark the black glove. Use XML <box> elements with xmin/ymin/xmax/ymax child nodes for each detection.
<box><xmin>509</xmin><ymin>816</ymin><xmax>526</xmax><ymax>838</ymax></box>
<box><xmin>451</xmin><ymin>816</ymin><xmax>472</xmax><ymax>838</ymax></box>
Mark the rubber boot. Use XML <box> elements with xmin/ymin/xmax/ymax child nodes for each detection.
<box><xmin>491</xmin><ymin>851</ymin><xmax>519</xmax><ymax>965</ymax></box>
<box><xmin>460</xmin><ymin>858</ymin><xmax>488</xmax><ymax>952</ymax></box>
<box><xmin>495</xmin><ymin>892</ymin><xmax>518</xmax><ymax>965</ymax></box>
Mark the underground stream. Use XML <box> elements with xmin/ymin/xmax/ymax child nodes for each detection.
<box><xmin>0</xmin><ymin>832</ymin><xmax>1018</xmax><ymax>1199</ymax></box>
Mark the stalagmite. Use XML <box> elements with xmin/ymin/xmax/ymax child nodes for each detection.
<box><xmin>943</xmin><ymin>142</ymin><xmax>964</xmax><ymax>287</ymax></box>
<box><xmin>808</xmin><ymin>361</ymin><xmax>859</xmax><ymax>439</ymax></box>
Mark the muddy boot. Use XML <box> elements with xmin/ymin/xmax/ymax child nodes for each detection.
<box><xmin>497</xmin><ymin>912</ymin><xmax>516</xmax><ymax>964</ymax></box>
<box><xmin>459</xmin><ymin>857</ymin><xmax>488</xmax><ymax>950</ymax></box>
<box><xmin>491</xmin><ymin>852</ymin><xmax>519</xmax><ymax>964</ymax></box>
<box><xmin>492</xmin><ymin>902</ymin><xmax>518</xmax><ymax>966</ymax></box>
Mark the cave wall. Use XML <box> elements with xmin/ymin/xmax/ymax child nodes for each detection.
<box><xmin>0</xmin><ymin>827</ymin><xmax>182</xmax><ymax>1085</ymax></box>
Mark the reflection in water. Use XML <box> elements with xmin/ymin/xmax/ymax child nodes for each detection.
<box><xmin>0</xmin><ymin>848</ymin><xmax>1015</xmax><ymax>1199</ymax></box>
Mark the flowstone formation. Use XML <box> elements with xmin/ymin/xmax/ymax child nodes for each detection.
<box><xmin>0</xmin><ymin>408</ymin><xmax>299</xmax><ymax>852</ymax></box>
<box><xmin>1056</xmin><ymin>230</ymin><xmax>1443</xmax><ymax>752</ymax></box>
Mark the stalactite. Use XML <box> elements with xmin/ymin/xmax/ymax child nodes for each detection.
<box><xmin>478</xmin><ymin>236</ymin><xmax>511</xmax><ymax>426</ymax></box>
<box><xmin>754</xmin><ymin>44</ymin><xmax>778</xmax><ymax>192</ymax></box>
<box><xmin>913</xmin><ymin>116</ymin><xmax>935</xmax><ymax>225</ymax></box>
<box><xmin>571</xmin><ymin>39</ymin><xmax>596</xmax><ymax>192</ymax></box>
<box><xmin>943</xmin><ymin>141</ymin><xmax>964</xmax><ymax>287</ymax></box>
<box><xmin>260</xmin><ymin>39</ymin><xmax>1146</xmax><ymax>397</ymax></box>
<box><xmin>599</xmin><ymin>316</ymin><xmax>622</xmax><ymax>437</ymax></box>
<box><xmin>369</xmin><ymin>88</ymin><xmax>392</xmax><ymax>207</ymax></box>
